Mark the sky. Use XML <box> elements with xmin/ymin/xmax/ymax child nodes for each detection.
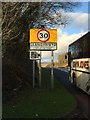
<box><xmin>41</xmin><ymin>1</ymin><xmax>90</xmax><ymax>63</ymax></box>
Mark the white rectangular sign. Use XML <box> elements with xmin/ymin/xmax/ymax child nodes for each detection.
<box><xmin>30</xmin><ymin>42</ymin><xmax>57</xmax><ymax>50</ymax></box>
<box><xmin>30</xmin><ymin>51</ymin><xmax>41</xmax><ymax>60</ymax></box>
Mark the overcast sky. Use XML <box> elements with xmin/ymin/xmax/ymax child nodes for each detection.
<box><xmin>41</xmin><ymin>1</ymin><xmax>89</xmax><ymax>63</ymax></box>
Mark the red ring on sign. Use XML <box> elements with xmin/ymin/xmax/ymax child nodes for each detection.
<box><xmin>37</xmin><ymin>29</ymin><xmax>50</xmax><ymax>42</ymax></box>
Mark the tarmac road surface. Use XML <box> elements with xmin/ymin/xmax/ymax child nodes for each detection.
<box><xmin>54</xmin><ymin>68</ymin><xmax>90</xmax><ymax>119</ymax></box>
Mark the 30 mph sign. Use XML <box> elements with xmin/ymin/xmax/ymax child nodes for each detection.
<box><xmin>30</xmin><ymin>29</ymin><xmax>57</xmax><ymax>50</ymax></box>
<box><xmin>37</xmin><ymin>30</ymin><xmax>50</xmax><ymax>42</ymax></box>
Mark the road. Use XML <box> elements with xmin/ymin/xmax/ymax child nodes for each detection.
<box><xmin>54</xmin><ymin>68</ymin><xmax>90</xmax><ymax>119</ymax></box>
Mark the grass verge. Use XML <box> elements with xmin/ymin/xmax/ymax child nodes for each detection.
<box><xmin>3</xmin><ymin>68</ymin><xmax>76</xmax><ymax>118</ymax></box>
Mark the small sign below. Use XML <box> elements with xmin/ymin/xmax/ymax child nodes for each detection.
<box><xmin>30</xmin><ymin>51</ymin><xmax>41</xmax><ymax>60</ymax></box>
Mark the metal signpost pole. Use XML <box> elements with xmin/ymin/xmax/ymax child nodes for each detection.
<box><xmin>33</xmin><ymin>60</ymin><xmax>35</xmax><ymax>88</ymax></box>
<box><xmin>30</xmin><ymin>28</ymin><xmax>57</xmax><ymax>89</ymax></box>
<box><xmin>51</xmin><ymin>50</ymin><xmax>54</xmax><ymax>89</ymax></box>
<box><xmin>39</xmin><ymin>51</ymin><xmax>41</xmax><ymax>88</ymax></box>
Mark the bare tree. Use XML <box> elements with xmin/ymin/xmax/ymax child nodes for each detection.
<box><xmin>2</xmin><ymin>2</ymin><xmax>80</xmax><ymax>40</ymax></box>
<box><xmin>2</xmin><ymin>3</ymin><xmax>35</xmax><ymax>55</ymax></box>
<box><xmin>2</xmin><ymin>2</ymin><xmax>81</xmax><ymax>63</ymax></box>
<box><xmin>2</xmin><ymin>2</ymin><xmax>81</xmax><ymax>102</ymax></box>
<box><xmin>31</xmin><ymin>2</ymin><xmax>80</xmax><ymax>27</ymax></box>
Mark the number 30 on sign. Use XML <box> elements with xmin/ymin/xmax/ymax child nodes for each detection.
<box><xmin>37</xmin><ymin>30</ymin><xmax>50</xmax><ymax>42</ymax></box>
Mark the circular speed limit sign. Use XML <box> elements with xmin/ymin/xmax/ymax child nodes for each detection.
<box><xmin>37</xmin><ymin>29</ymin><xmax>50</xmax><ymax>42</ymax></box>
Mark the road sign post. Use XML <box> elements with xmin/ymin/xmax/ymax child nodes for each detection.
<box><xmin>33</xmin><ymin>60</ymin><xmax>35</xmax><ymax>88</ymax></box>
<box><xmin>29</xmin><ymin>51</ymin><xmax>41</xmax><ymax>88</ymax></box>
<box><xmin>29</xmin><ymin>28</ymin><xmax>57</xmax><ymax>89</ymax></box>
<box><xmin>51</xmin><ymin>50</ymin><xmax>54</xmax><ymax>89</ymax></box>
<box><xmin>39</xmin><ymin>51</ymin><xmax>42</xmax><ymax>88</ymax></box>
